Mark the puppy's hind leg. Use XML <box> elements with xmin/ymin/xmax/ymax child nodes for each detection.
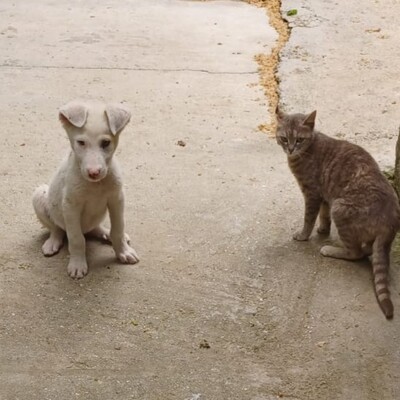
<box><xmin>86</xmin><ymin>226</ymin><xmax>131</xmax><ymax>244</ymax></box>
<box><xmin>33</xmin><ymin>184</ymin><xmax>65</xmax><ymax>256</ymax></box>
<box><xmin>86</xmin><ymin>225</ymin><xmax>111</xmax><ymax>243</ymax></box>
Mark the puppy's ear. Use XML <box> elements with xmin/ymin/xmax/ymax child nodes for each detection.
<box><xmin>105</xmin><ymin>104</ymin><xmax>131</xmax><ymax>135</ymax></box>
<box><xmin>59</xmin><ymin>101</ymin><xmax>88</xmax><ymax>128</ymax></box>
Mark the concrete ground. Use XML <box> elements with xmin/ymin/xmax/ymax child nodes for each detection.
<box><xmin>1</xmin><ymin>1</ymin><xmax>400</xmax><ymax>399</ymax></box>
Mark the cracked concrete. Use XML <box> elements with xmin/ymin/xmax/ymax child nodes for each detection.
<box><xmin>0</xmin><ymin>0</ymin><xmax>272</xmax><ymax>73</ymax></box>
<box><xmin>0</xmin><ymin>1</ymin><xmax>278</xmax><ymax>399</ymax></box>
<box><xmin>0</xmin><ymin>64</ymin><xmax>258</xmax><ymax>74</ymax></box>
<box><xmin>2</xmin><ymin>0</ymin><xmax>400</xmax><ymax>399</ymax></box>
<box><xmin>277</xmin><ymin>0</ymin><xmax>400</xmax><ymax>399</ymax></box>
<box><xmin>248</xmin><ymin>0</ymin><xmax>290</xmax><ymax>134</ymax></box>
<box><xmin>279</xmin><ymin>0</ymin><xmax>400</xmax><ymax>166</ymax></box>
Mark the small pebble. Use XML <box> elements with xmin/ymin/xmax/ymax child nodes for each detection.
<box><xmin>199</xmin><ymin>339</ymin><xmax>210</xmax><ymax>349</ymax></box>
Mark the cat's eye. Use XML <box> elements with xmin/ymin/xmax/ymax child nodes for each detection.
<box><xmin>296</xmin><ymin>138</ymin><xmax>305</xmax><ymax>144</ymax></box>
<box><xmin>77</xmin><ymin>140</ymin><xmax>85</xmax><ymax>147</ymax></box>
<box><xmin>101</xmin><ymin>139</ymin><xmax>111</xmax><ymax>149</ymax></box>
<box><xmin>280</xmin><ymin>137</ymin><xmax>288</xmax><ymax>143</ymax></box>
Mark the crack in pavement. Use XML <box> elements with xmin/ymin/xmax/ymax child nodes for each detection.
<box><xmin>0</xmin><ymin>64</ymin><xmax>258</xmax><ymax>75</ymax></box>
<box><xmin>247</xmin><ymin>0</ymin><xmax>291</xmax><ymax>135</ymax></box>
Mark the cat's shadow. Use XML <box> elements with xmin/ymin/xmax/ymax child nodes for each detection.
<box><xmin>294</xmin><ymin>230</ymin><xmax>372</xmax><ymax>272</ymax></box>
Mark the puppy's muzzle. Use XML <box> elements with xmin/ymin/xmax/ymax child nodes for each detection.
<box><xmin>87</xmin><ymin>167</ymin><xmax>103</xmax><ymax>181</ymax></box>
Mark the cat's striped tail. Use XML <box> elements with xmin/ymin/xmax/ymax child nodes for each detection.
<box><xmin>372</xmin><ymin>237</ymin><xmax>394</xmax><ymax>319</ymax></box>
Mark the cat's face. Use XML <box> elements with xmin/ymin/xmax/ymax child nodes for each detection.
<box><xmin>276</xmin><ymin>108</ymin><xmax>317</xmax><ymax>157</ymax></box>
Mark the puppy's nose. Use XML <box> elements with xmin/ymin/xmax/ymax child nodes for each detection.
<box><xmin>88</xmin><ymin>168</ymin><xmax>101</xmax><ymax>179</ymax></box>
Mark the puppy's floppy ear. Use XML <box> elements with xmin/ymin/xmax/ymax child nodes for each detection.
<box><xmin>59</xmin><ymin>101</ymin><xmax>88</xmax><ymax>128</ymax></box>
<box><xmin>105</xmin><ymin>103</ymin><xmax>131</xmax><ymax>135</ymax></box>
<box><xmin>303</xmin><ymin>110</ymin><xmax>317</xmax><ymax>129</ymax></box>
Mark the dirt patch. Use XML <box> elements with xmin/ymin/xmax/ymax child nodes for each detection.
<box><xmin>247</xmin><ymin>0</ymin><xmax>290</xmax><ymax>136</ymax></box>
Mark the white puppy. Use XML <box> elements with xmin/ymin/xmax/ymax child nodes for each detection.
<box><xmin>33</xmin><ymin>100</ymin><xmax>139</xmax><ymax>278</ymax></box>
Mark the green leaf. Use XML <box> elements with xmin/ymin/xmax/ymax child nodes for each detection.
<box><xmin>287</xmin><ymin>9</ymin><xmax>298</xmax><ymax>16</ymax></box>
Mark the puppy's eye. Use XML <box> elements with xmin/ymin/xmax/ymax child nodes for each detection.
<box><xmin>280</xmin><ymin>137</ymin><xmax>288</xmax><ymax>143</ymax></box>
<box><xmin>101</xmin><ymin>140</ymin><xmax>111</xmax><ymax>149</ymax></box>
<box><xmin>77</xmin><ymin>140</ymin><xmax>85</xmax><ymax>146</ymax></box>
<box><xmin>296</xmin><ymin>138</ymin><xmax>305</xmax><ymax>144</ymax></box>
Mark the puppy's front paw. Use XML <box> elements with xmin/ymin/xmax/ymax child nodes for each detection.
<box><xmin>116</xmin><ymin>244</ymin><xmax>139</xmax><ymax>264</ymax></box>
<box><xmin>293</xmin><ymin>231</ymin><xmax>310</xmax><ymax>241</ymax></box>
<box><xmin>67</xmin><ymin>259</ymin><xmax>88</xmax><ymax>279</ymax></box>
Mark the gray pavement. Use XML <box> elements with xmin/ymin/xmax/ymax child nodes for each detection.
<box><xmin>280</xmin><ymin>0</ymin><xmax>400</xmax><ymax>165</ymax></box>
<box><xmin>1</xmin><ymin>1</ymin><xmax>400</xmax><ymax>399</ymax></box>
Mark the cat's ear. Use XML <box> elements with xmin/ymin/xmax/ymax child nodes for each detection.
<box><xmin>303</xmin><ymin>110</ymin><xmax>317</xmax><ymax>129</ymax></box>
<box><xmin>275</xmin><ymin>105</ymin><xmax>285</xmax><ymax>122</ymax></box>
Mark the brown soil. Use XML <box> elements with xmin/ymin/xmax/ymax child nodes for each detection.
<box><xmin>247</xmin><ymin>0</ymin><xmax>290</xmax><ymax>136</ymax></box>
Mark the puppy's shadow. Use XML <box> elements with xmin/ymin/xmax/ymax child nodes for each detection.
<box><xmin>34</xmin><ymin>231</ymin><xmax>122</xmax><ymax>274</ymax></box>
<box><xmin>85</xmin><ymin>239</ymin><xmax>119</xmax><ymax>273</ymax></box>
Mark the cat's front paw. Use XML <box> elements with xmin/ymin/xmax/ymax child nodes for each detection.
<box><xmin>67</xmin><ymin>258</ymin><xmax>88</xmax><ymax>279</ymax></box>
<box><xmin>116</xmin><ymin>244</ymin><xmax>139</xmax><ymax>264</ymax></box>
<box><xmin>293</xmin><ymin>231</ymin><xmax>310</xmax><ymax>241</ymax></box>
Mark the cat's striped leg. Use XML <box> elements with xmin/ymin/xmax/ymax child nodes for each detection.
<box><xmin>320</xmin><ymin>245</ymin><xmax>364</xmax><ymax>260</ymax></box>
<box><xmin>293</xmin><ymin>196</ymin><xmax>321</xmax><ymax>241</ymax></box>
<box><xmin>362</xmin><ymin>241</ymin><xmax>374</xmax><ymax>256</ymax></box>
<box><xmin>320</xmin><ymin>227</ymin><xmax>364</xmax><ymax>260</ymax></box>
<box><xmin>317</xmin><ymin>201</ymin><xmax>331</xmax><ymax>235</ymax></box>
